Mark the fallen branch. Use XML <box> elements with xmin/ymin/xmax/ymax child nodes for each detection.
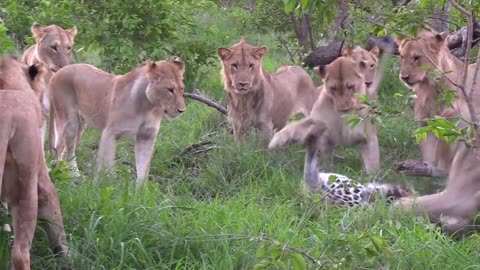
<box><xmin>393</xmin><ymin>159</ymin><xmax>448</xmax><ymax>177</ymax></box>
<box><xmin>184</xmin><ymin>91</ymin><xmax>227</xmax><ymax>115</ymax></box>
<box><xmin>178</xmin><ymin>140</ymin><xmax>214</xmax><ymax>157</ymax></box>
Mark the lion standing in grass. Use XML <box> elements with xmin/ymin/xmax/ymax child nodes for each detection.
<box><xmin>0</xmin><ymin>57</ymin><xmax>68</xmax><ymax>269</ymax></box>
<box><xmin>22</xmin><ymin>22</ymin><xmax>78</xmax><ymax>146</ymax></box>
<box><xmin>217</xmin><ymin>38</ymin><xmax>319</xmax><ymax>143</ymax></box>
<box><xmin>48</xmin><ymin>58</ymin><xmax>186</xmax><ymax>187</ymax></box>
<box><xmin>269</xmin><ymin>56</ymin><xmax>380</xmax><ymax>173</ymax></box>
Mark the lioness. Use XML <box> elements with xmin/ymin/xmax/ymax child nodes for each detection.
<box><xmin>395</xmin><ymin>140</ymin><xmax>480</xmax><ymax>234</ymax></box>
<box><xmin>48</xmin><ymin>59</ymin><xmax>186</xmax><ymax>187</ymax></box>
<box><xmin>397</xmin><ymin>29</ymin><xmax>480</xmax><ymax>169</ymax></box>
<box><xmin>341</xmin><ymin>45</ymin><xmax>381</xmax><ymax>100</ymax></box>
<box><xmin>0</xmin><ymin>57</ymin><xmax>68</xmax><ymax>269</ymax></box>
<box><xmin>22</xmin><ymin>22</ymin><xmax>78</xmax><ymax>145</ymax></box>
<box><xmin>269</xmin><ymin>56</ymin><xmax>380</xmax><ymax>173</ymax></box>
<box><xmin>217</xmin><ymin>38</ymin><xmax>318</xmax><ymax>143</ymax></box>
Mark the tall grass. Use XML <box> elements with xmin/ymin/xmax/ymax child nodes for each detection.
<box><xmin>1</xmin><ymin>6</ymin><xmax>480</xmax><ymax>270</ymax></box>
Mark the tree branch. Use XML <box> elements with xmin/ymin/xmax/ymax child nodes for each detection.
<box><xmin>184</xmin><ymin>91</ymin><xmax>227</xmax><ymax>115</ymax></box>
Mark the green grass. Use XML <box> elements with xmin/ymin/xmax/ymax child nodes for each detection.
<box><xmin>2</xmin><ymin>26</ymin><xmax>480</xmax><ymax>270</ymax></box>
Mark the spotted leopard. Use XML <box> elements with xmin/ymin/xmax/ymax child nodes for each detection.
<box><xmin>303</xmin><ymin>142</ymin><xmax>410</xmax><ymax>207</ymax></box>
<box><xmin>314</xmin><ymin>172</ymin><xmax>410</xmax><ymax>207</ymax></box>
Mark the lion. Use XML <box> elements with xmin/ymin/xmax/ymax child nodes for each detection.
<box><xmin>341</xmin><ymin>45</ymin><xmax>381</xmax><ymax>100</ymax></box>
<box><xmin>268</xmin><ymin>56</ymin><xmax>380</xmax><ymax>173</ymax></box>
<box><xmin>22</xmin><ymin>22</ymin><xmax>78</xmax><ymax>146</ymax></box>
<box><xmin>0</xmin><ymin>56</ymin><xmax>68</xmax><ymax>269</ymax></box>
<box><xmin>48</xmin><ymin>58</ymin><xmax>186</xmax><ymax>187</ymax></box>
<box><xmin>395</xmin><ymin>140</ymin><xmax>480</xmax><ymax>235</ymax></box>
<box><xmin>217</xmin><ymin>38</ymin><xmax>319</xmax><ymax>143</ymax></box>
<box><xmin>396</xmin><ymin>29</ymin><xmax>480</xmax><ymax>169</ymax></box>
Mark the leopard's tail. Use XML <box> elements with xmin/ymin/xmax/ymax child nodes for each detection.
<box><xmin>303</xmin><ymin>124</ymin><xmax>327</xmax><ymax>192</ymax></box>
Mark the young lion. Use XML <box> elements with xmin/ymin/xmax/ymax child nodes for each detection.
<box><xmin>0</xmin><ymin>57</ymin><xmax>68</xmax><ymax>269</ymax></box>
<box><xmin>22</xmin><ymin>22</ymin><xmax>78</xmax><ymax>146</ymax></box>
<box><xmin>48</xmin><ymin>59</ymin><xmax>186</xmax><ymax>187</ymax></box>
<box><xmin>269</xmin><ymin>56</ymin><xmax>380</xmax><ymax>173</ymax></box>
<box><xmin>218</xmin><ymin>38</ymin><xmax>319</xmax><ymax>143</ymax></box>
<box><xmin>341</xmin><ymin>45</ymin><xmax>381</xmax><ymax>100</ymax></box>
<box><xmin>397</xmin><ymin>29</ymin><xmax>480</xmax><ymax>169</ymax></box>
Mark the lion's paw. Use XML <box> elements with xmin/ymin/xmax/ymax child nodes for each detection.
<box><xmin>268</xmin><ymin>133</ymin><xmax>288</xmax><ymax>149</ymax></box>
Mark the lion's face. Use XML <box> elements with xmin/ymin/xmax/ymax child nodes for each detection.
<box><xmin>315</xmin><ymin>57</ymin><xmax>367</xmax><ymax>113</ymax></box>
<box><xmin>217</xmin><ymin>38</ymin><xmax>267</xmax><ymax>95</ymax></box>
<box><xmin>145</xmin><ymin>59</ymin><xmax>186</xmax><ymax>118</ymax></box>
<box><xmin>32</xmin><ymin>23</ymin><xmax>77</xmax><ymax>73</ymax></box>
<box><xmin>397</xmin><ymin>30</ymin><xmax>448</xmax><ymax>89</ymax></box>
<box><xmin>342</xmin><ymin>46</ymin><xmax>380</xmax><ymax>89</ymax></box>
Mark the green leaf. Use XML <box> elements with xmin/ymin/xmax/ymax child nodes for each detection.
<box><xmin>254</xmin><ymin>259</ymin><xmax>272</xmax><ymax>270</ymax></box>
<box><xmin>369</xmin><ymin>235</ymin><xmax>385</xmax><ymax>252</ymax></box>
<box><xmin>256</xmin><ymin>245</ymin><xmax>268</xmax><ymax>258</ymax></box>
<box><xmin>291</xmin><ymin>253</ymin><xmax>307</xmax><ymax>270</ymax></box>
<box><xmin>329</xmin><ymin>175</ymin><xmax>338</xmax><ymax>184</ymax></box>
<box><xmin>276</xmin><ymin>260</ymin><xmax>288</xmax><ymax>270</ymax></box>
<box><xmin>284</xmin><ymin>0</ymin><xmax>297</xmax><ymax>13</ymax></box>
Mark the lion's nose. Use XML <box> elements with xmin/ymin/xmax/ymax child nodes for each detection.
<box><xmin>401</xmin><ymin>75</ymin><xmax>410</xmax><ymax>82</ymax></box>
<box><xmin>238</xmin><ymin>82</ymin><xmax>248</xmax><ymax>87</ymax></box>
<box><xmin>177</xmin><ymin>108</ymin><xmax>185</xmax><ymax>114</ymax></box>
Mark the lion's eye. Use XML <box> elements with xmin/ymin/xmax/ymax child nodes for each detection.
<box><xmin>168</xmin><ymin>88</ymin><xmax>175</xmax><ymax>94</ymax></box>
<box><xmin>249</xmin><ymin>63</ymin><xmax>254</xmax><ymax>70</ymax></box>
<box><xmin>232</xmin><ymin>63</ymin><xmax>238</xmax><ymax>70</ymax></box>
<box><xmin>50</xmin><ymin>45</ymin><xmax>58</xmax><ymax>52</ymax></box>
<box><xmin>67</xmin><ymin>47</ymin><xmax>72</xmax><ymax>52</ymax></box>
<box><xmin>347</xmin><ymin>85</ymin><xmax>355</xmax><ymax>93</ymax></box>
<box><xmin>370</xmin><ymin>64</ymin><xmax>375</xmax><ymax>69</ymax></box>
<box><xmin>414</xmin><ymin>56</ymin><xmax>420</xmax><ymax>62</ymax></box>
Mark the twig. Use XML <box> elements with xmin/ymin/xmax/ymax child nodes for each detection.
<box><xmin>178</xmin><ymin>140</ymin><xmax>214</xmax><ymax>157</ymax></box>
<box><xmin>277</xmin><ymin>35</ymin><xmax>296</xmax><ymax>64</ymax></box>
<box><xmin>184</xmin><ymin>92</ymin><xmax>227</xmax><ymax>115</ymax></box>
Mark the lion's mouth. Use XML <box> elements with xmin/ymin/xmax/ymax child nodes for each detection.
<box><xmin>234</xmin><ymin>88</ymin><xmax>251</xmax><ymax>94</ymax></box>
<box><xmin>50</xmin><ymin>67</ymin><xmax>59</xmax><ymax>73</ymax></box>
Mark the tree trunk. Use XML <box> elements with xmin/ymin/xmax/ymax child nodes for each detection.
<box><xmin>290</xmin><ymin>12</ymin><xmax>311</xmax><ymax>54</ymax></box>
<box><xmin>428</xmin><ymin>1</ymin><xmax>450</xmax><ymax>32</ymax></box>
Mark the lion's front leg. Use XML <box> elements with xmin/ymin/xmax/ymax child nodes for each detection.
<box><xmin>135</xmin><ymin>123</ymin><xmax>160</xmax><ymax>188</ymax></box>
<box><xmin>268</xmin><ymin>118</ymin><xmax>318</xmax><ymax>149</ymax></box>
<box><xmin>96</xmin><ymin>129</ymin><xmax>117</xmax><ymax>180</ymax></box>
<box><xmin>360</xmin><ymin>132</ymin><xmax>380</xmax><ymax>173</ymax></box>
<box><xmin>257</xmin><ymin>120</ymin><xmax>273</xmax><ymax>144</ymax></box>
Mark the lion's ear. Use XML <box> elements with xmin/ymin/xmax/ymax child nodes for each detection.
<box><xmin>27</xmin><ymin>63</ymin><xmax>46</xmax><ymax>84</ymax></box>
<box><xmin>435</xmin><ymin>31</ymin><xmax>449</xmax><ymax>43</ymax></box>
<box><xmin>67</xmin><ymin>26</ymin><xmax>78</xmax><ymax>40</ymax></box>
<box><xmin>172</xmin><ymin>57</ymin><xmax>185</xmax><ymax>74</ymax></box>
<box><xmin>253</xmin><ymin>46</ymin><xmax>267</xmax><ymax>59</ymax></box>
<box><xmin>358</xmin><ymin>61</ymin><xmax>368</xmax><ymax>74</ymax></box>
<box><xmin>395</xmin><ymin>36</ymin><xmax>404</xmax><ymax>47</ymax></box>
<box><xmin>370</xmin><ymin>46</ymin><xmax>380</xmax><ymax>58</ymax></box>
<box><xmin>31</xmin><ymin>22</ymin><xmax>44</xmax><ymax>41</ymax></box>
<box><xmin>217</xmin><ymin>48</ymin><xmax>233</xmax><ymax>60</ymax></box>
<box><xmin>314</xmin><ymin>65</ymin><xmax>327</xmax><ymax>79</ymax></box>
<box><xmin>341</xmin><ymin>45</ymin><xmax>353</xmax><ymax>56</ymax></box>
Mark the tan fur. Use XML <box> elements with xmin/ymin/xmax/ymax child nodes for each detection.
<box><xmin>395</xmin><ymin>141</ymin><xmax>480</xmax><ymax>235</ymax></box>
<box><xmin>0</xmin><ymin>57</ymin><xmax>68</xmax><ymax>269</ymax></box>
<box><xmin>342</xmin><ymin>45</ymin><xmax>381</xmax><ymax>99</ymax></box>
<box><xmin>397</xmin><ymin>29</ymin><xmax>480</xmax><ymax>169</ymax></box>
<box><xmin>22</xmin><ymin>22</ymin><xmax>78</xmax><ymax>146</ymax></box>
<box><xmin>218</xmin><ymin>38</ymin><xmax>319</xmax><ymax>143</ymax></box>
<box><xmin>269</xmin><ymin>57</ymin><xmax>380</xmax><ymax>173</ymax></box>
<box><xmin>48</xmin><ymin>59</ymin><xmax>186</xmax><ymax>187</ymax></box>
<box><xmin>394</xmin><ymin>29</ymin><xmax>480</xmax><ymax>234</ymax></box>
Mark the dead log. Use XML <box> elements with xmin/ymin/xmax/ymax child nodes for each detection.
<box><xmin>184</xmin><ymin>91</ymin><xmax>227</xmax><ymax>115</ymax></box>
<box><xmin>304</xmin><ymin>19</ymin><xmax>480</xmax><ymax>68</ymax></box>
<box><xmin>393</xmin><ymin>159</ymin><xmax>448</xmax><ymax>177</ymax></box>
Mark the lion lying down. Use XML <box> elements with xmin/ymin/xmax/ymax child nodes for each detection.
<box><xmin>0</xmin><ymin>57</ymin><xmax>68</xmax><ymax>269</ymax></box>
<box><xmin>48</xmin><ymin>58</ymin><xmax>186</xmax><ymax>187</ymax></box>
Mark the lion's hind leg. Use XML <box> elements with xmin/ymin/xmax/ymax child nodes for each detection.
<box><xmin>268</xmin><ymin>118</ymin><xmax>325</xmax><ymax>149</ymax></box>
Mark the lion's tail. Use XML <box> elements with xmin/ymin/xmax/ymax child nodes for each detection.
<box><xmin>0</xmin><ymin>117</ymin><xmax>11</xmax><ymax>195</ymax></box>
